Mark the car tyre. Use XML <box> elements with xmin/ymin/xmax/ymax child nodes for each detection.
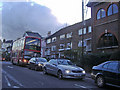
<box><xmin>58</xmin><ymin>71</ymin><xmax>63</xmax><ymax>79</ymax></box>
<box><xmin>43</xmin><ymin>67</ymin><xmax>47</xmax><ymax>74</ymax></box>
<box><xmin>12</xmin><ymin>60</ymin><xmax>15</xmax><ymax>65</ymax></box>
<box><xmin>96</xmin><ymin>76</ymin><xmax>105</xmax><ymax>88</ymax></box>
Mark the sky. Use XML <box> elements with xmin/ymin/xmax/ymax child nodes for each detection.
<box><xmin>0</xmin><ymin>0</ymin><xmax>91</xmax><ymax>40</ymax></box>
<box><xmin>32</xmin><ymin>0</ymin><xmax>91</xmax><ymax>25</ymax></box>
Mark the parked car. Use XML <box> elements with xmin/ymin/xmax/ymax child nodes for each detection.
<box><xmin>28</xmin><ymin>57</ymin><xmax>47</xmax><ymax>71</ymax></box>
<box><xmin>91</xmin><ymin>61</ymin><xmax>120</xmax><ymax>88</ymax></box>
<box><xmin>43</xmin><ymin>59</ymin><xmax>86</xmax><ymax>79</ymax></box>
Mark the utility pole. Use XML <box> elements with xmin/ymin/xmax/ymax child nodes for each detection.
<box><xmin>81</xmin><ymin>0</ymin><xmax>85</xmax><ymax>66</ymax></box>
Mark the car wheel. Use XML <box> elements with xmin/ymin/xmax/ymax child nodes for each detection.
<box><xmin>96</xmin><ymin>76</ymin><xmax>105</xmax><ymax>88</ymax></box>
<box><xmin>43</xmin><ymin>67</ymin><xmax>47</xmax><ymax>74</ymax></box>
<box><xmin>57</xmin><ymin>71</ymin><xmax>63</xmax><ymax>79</ymax></box>
<box><xmin>12</xmin><ymin>60</ymin><xmax>15</xmax><ymax>65</ymax></box>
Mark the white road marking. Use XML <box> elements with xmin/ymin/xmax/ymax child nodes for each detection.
<box><xmin>2</xmin><ymin>70</ymin><xmax>24</xmax><ymax>87</ymax></box>
<box><xmin>74</xmin><ymin>84</ymin><xmax>87</xmax><ymax>88</ymax></box>
<box><xmin>4</xmin><ymin>76</ymin><xmax>11</xmax><ymax>87</ymax></box>
<box><xmin>13</xmin><ymin>86</ymin><xmax>20</xmax><ymax>88</ymax></box>
<box><xmin>7</xmin><ymin>66</ymin><xmax>13</xmax><ymax>69</ymax></box>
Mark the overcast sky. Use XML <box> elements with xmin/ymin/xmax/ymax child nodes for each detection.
<box><xmin>1</xmin><ymin>0</ymin><xmax>91</xmax><ymax>40</ymax></box>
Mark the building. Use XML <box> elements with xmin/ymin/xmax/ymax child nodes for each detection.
<box><xmin>87</xmin><ymin>2</ymin><xmax>120</xmax><ymax>53</ymax></box>
<box><xmin>45</xmin><ymin>1</ymin><xmax>120</xmax><ymax>59</ymax></box>
<box><xmin>45</xmin><ymin>19</ymin><xmax>92</xmax><ymax>59</ymax></box>
<box><xmin>2</xmin><ymin>40</ymin><xmax>13</xmax><ymax>53</ymax></box>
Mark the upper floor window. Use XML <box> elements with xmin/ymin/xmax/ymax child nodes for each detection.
<box><xmin>60</xmin><ymin>44</ymin><xmax>65</xmax><ymax>49</ymax></box>
<box><xmin>97</xmin><ymin>9</ymin><xmax>106</xmax><ymax>20</ymax></box>
<box><xmin>67</xmin><ymin>42</ymin><xmax>72</xmax><ymax>49</ymax></box>
<box><xmin>88</xmin><ymin>26</ymin><xmax>92</xmax><ymax>33</ymax></box>
<box><xmin>83</xmin><ymin>28</ymin><xmax>86</xmax><ymax>34</ymax></box>
<box><xmin>52</xmin><ymin>37</ymin><xmax>56</xmax><ymax>42</ymax></box>
<box><xmin>67</xmin><ymin>32</ymin><xmax>72</xmax><ymax>38</ymax></box>
<box><xmin>60</xmin><ymin>34</ymin><xmax>65</xmax><ymax>40</ymax></box>
<box><xmin>51</xmin><ymin>46</ymin><xmax>56</xmax><ymax>51</ymax></box>
<box><xmin>47</xmin><ymin>39</ymin><xmax>51</xmax><ymax>44</ymax></box>
<box><xmin>78</xmin><ymin>29</ymin><xmax>82</xmax><ymax>35</ymax></box>
<box><xmin>107</xmin><ymin>4</ymin><xmax>118</xmax><ymax>16</ymax></box>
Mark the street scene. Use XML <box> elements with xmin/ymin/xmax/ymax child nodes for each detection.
<box><xmin>1</xmin><ymin>61</ymin><xmax>119</xmax><ymax>89</ymax></box>
<box><xmin>0</xmin><ymin>0</ymin><xmax>120</xmax><ymax>89</ymax></box>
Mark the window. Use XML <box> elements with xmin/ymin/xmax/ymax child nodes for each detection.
<box><xmin>78</xmin><ymin>40</ymin><xmax>82</xmax><ymax>47</ymax></box>
<box><xmin>98</xmin><ymin>33</ymin><xmax>118</xmax><ymax>48</ymax></box>
<box><xmin>47</xmin><ymin>39</ymin><xmax>51</xmax><ymax>44</ymax></box>
<box><xmin>67</xmin><ymin>42</ymin><xmax>72</xmax><ymax>49</ymax></box>
<box><xmin>83</xmin><ymin>28</ymin><xmax>86</xmax><ymax>34</ymax></box>
<box><xmin>97</xmin><ymin>9</ymin><xmax>106</xmax><ymax>19</ymax></box>
<box><xmin>67</xmin><ymin>32</ymin><xmax>72</xmax><ymax>38</ymax></box>
<box><xmin>60</xmin><ymin>34</ymin><xmax>65</xmax><ymax>40</ymax></box>
<box><xmin>107</xmin><ymin>62</ymin><xmax>118</xmax><ymax>71</ymax></box>
<box><xmin>51</xmin><ymin>46</ymin><xmax>56</xmax><ymax>51</ymax></box>
<box><xmin>60</xmin><ymin>44</ymin><xmax>65</xmax><ymax>49</ymax></box>
<box><xmin>107</xmin><ymin>4</ymin><xmax>118</xmax><ymax>16</ymax></box>
<box><xmin>103</xmin><ymin>63</ymin><xmax>109</xmax><ymax>69</ymax></box>
<box><xmin>52</xmin><ymin>37</ymin><xmax>56</xmax><ymax>42</ymax></box>
<box><xmin>78</xmin><ymin>29</ymin><xmax>82</xmax><ymax>35</ymax></box>
<box><xmin>88</xmin><ymin>26</ymin><xmax>92</xmax><ymax>33</ymax></box>
<box><xmin>78</xmin><ymin>40</ymin><xmax>86</xmax><ymax>47</ymax></box>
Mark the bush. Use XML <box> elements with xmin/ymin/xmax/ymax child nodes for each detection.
<box><xmin>110</xmin><ymin>49</ymin><xmax>120</xmax><ymax>60</ymax></box>
<box><xmin>76</xmin><ymin>53</ymin><xmax>112</xmax><ymax>72</ymax></box>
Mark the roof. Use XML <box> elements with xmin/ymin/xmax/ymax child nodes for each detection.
<box><xmin>46</xmin><ymin>18</ymin><xmax>91</xmax><ymax>40</ymax></box>
<box><xmin>23</xmin><ymin>31</ymin><xmax>42</xmax><ymax>38</ymax></box>
<box><xmin>4</xmin><ymin>40</ymin><xmax>13</xmax><ymax>43</ymax></box>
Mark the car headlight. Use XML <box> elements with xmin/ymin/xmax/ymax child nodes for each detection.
<box><xmin>38</xmin><ymin>63</ymin><xmax>43</xmax><ymax>66</ymax></box>
<box><xmin>65</xmin><ymin>70</ymin><xmax>71</xmax><ymax>74</ymax></box>
<box><xmin>82</xmin><ymin>70</ymin><xmax>86</xmax><ymax>74</ymax></box>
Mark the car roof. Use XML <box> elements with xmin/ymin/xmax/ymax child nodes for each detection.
<box><xmin>100</xmin><ymin>61</ymin><xmax>120</xmax><ymax>65</ymax></box>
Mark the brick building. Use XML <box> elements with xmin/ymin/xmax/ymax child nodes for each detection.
<box><xmin>87</xmin><ymin>2</ymin><xmax>120</xmax><ymax>53</ymax></box>
<box><xmin>45</xmin><ymin>19</ymin><xmax>92</xmax><ymax>59</ymax></box>
<box><xmin>45</xmin><ymin>1</ymin><xmax>120</xmax><ymax>59</ymax></box>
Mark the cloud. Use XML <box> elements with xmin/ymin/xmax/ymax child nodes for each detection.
<box><xmin>2</xmin><ymin>2</ymin><xmax>63</xmax><ymax>40</ymax></box>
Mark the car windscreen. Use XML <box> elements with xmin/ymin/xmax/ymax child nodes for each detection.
<box><xmin>37</xmin><ymin>58</ymin><xmax>47</xmax><ymax>62</ymax></box>
<box><xmin>58</xmin><ymin>60</ymin><xmax>73</xmax><ymax>65</ymax></box>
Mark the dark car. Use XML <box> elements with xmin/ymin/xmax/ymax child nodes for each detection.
<box><xmin>28</xmin><ymin>57</ymin><xmax>47</xmax><ymax>71</ymax></box>
<box><xmin>43</xmin><ymin>59</ymin><xmax>86</xmax><ymax>79</ymax></box>
<box><xmin>91</xmin><ymin>61</ymin><xmax>120</xmax><ymax>88</ymax></box>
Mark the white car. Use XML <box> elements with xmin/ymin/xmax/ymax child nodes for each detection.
<box><xmin>43</xmin><ymin>59</ymin><xmax>86</xmax><ymax>79</ymax></box>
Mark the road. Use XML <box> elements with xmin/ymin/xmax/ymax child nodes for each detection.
<box><xmin>1</xmin><ymin>61</ymin><xmax>119</xmax><ymax>89</ymax></box>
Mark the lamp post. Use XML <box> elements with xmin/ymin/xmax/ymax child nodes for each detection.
<box><xmin>81</xmin><ymin>0</ymin><xmax>85</xmax><ymax>66</ymax></box>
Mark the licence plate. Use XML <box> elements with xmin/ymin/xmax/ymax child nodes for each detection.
<box><xmin>74</xmin><ymin>75</ymin><xmax>81</xmax><ymax>77</ymax></box>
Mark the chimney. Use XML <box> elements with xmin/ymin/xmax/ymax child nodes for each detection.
<box><xmin>47</xmin><ymin>31</ymin><xmax>51</xmax><ymax>37</ymax></box>
<box><xmin>3</xmin><ymin>39</ymin><xmax>6</xmax><ymax>43</ymax></box>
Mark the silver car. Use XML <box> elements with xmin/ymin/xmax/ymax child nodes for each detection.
<box><xmin>43</xmin><ymin>59</ymin><xmax>86</xmax><ymax>79</ymax></box>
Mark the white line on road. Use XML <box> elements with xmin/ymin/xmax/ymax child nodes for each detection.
<box><xmin>74</xmin><ymin>84</ymin><xmax>87</xmax><ymax>88</ymax></box>
<box><xmin>2</xmin><ymin>70</ymin><xmax>24</xmax><ymax>87</ymax></box>
<box><xmin>13</xmin><ymin>86</ymin><xmax>20</xmax><ymax>88</ymax></box>
<box><xmin>7</xmin><ymin>66</ymin><xmax>13</xmax><ymax>69</ymax></box>
<box><xmin>4</xmin><ymin>76</ymin><xmax>11</xmax><ymax>87</ymax></box>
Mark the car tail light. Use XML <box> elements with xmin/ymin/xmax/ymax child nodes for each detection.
<box><xmin>23</xmin><ymin>59</ymin><xmax>27</xmax><ymax>63</ymax></box>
